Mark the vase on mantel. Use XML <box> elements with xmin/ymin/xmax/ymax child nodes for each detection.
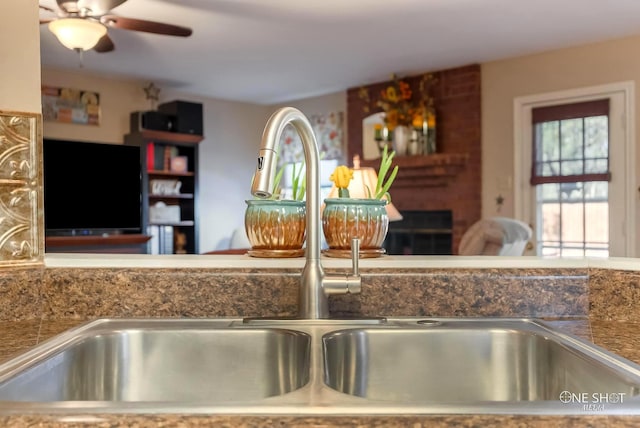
<box><xmin>393</xmin><ymin>125</ymin><xmax>410</xmax><ymax>156</ymax></box>
<box><xmin>321</xmin><ymin>198</ymin><xmax>389</xmax><ymax>258</ymax></box>
<box><xmin>244</xmin><ymin>199</ymin><xmax>306</xmax><ymax>258</ymax></box>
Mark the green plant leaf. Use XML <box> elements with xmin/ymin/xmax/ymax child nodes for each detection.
<box><xmin>375</xmin><ymin>146</ymin><xmax>389</xmax><ymax>194</ymax></box>
<box><xmin>270</xmin><ymin>166</ymin><xmax>284</xmax><ymax>199</ymax></box>
<box><xmin>376</xmin><ymin>165</ymin><xmax>398</xmax><ymax>199</ymax></box>
<box><xmin>290</xmin><ymin>162</ymin><xmax>307</xmax><ymax>201</ymax></box>
<box><xmin>296</xmin><ymin>175</ymin><xmax>307</xmax><ymax>201</ymax></box>
<box><xmin>374</xmin><ymin>145</ymin><xmax>398</xmax><ymax>200</ymax></box>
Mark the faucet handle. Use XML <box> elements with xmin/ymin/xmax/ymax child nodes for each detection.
<box><xmin>347</xmin><ymin>238</ymin><xmax>361</xmax><ymax>294</ymax></box>
<box><xmin>351</xmin><ymin>238</ymin><xmax>360</xmax><ymax>276</ymax></box>
<box><xmin>323</xmin><ymin>238</ymin><xmax>362</xmax><ymax>295</ymax></box>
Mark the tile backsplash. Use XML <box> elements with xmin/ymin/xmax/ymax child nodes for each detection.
<box><xmin>0</xmin><ymin>111</ymin><xmax>43</xmax><ymax>266</ymax></box>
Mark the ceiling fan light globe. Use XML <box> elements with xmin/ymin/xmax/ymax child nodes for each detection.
<box><xmin>48</xmin><ymin>18</ymin><xmax>107</xmax><ymax>51</ymax></box>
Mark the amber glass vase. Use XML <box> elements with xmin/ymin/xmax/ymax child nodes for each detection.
<box><xmin>244</xmin><ymin>199</ymin><xmax>306</xmax><ymax>257</ymax></box>
<box><xmin>322</xmin><ymin>198</ymin><xmax>389</xmax><ymax>258</ymax></box>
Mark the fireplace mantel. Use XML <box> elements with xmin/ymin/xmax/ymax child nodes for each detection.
<box><xmin>360</xmin><ymin>153</ymin><xmax>469</xmax><ymax>187</ymax></box>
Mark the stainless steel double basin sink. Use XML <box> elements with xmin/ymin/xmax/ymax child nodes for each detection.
<box><xmin>0</xmin><ymin>317</ymin><xmax>638</xmax><ymax>415</ymax></box>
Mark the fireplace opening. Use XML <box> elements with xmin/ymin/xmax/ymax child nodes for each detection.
<box><xmin>384</xmin><ymin>210</ymin><xmax>453</xmax><ymax>255</ymax></box>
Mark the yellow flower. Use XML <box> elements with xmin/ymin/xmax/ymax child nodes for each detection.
<box><xmin>330</xmin><ymin>165</ymin><xmax>353</xmax><ymax>189</ymax></box>
<box><xmin>329</xmin><ymin>147</ymin><xmax>398</xmax><ymax>201</ymax></box>
<box><xmin>385</xmin><ymin>86</ymin><xmax>398</xmax><ymax>103</ymax></box>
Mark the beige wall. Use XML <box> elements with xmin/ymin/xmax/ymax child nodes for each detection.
<box><xmin>0</xmin><ymin>0</ymin><xmax>40</xmax><ymax>112</ymax></box>
<box><xmin>482</xmin><ymin>34</ymin><xmax>640</xmax><ymax>254</ymax></box>
<box><xmin>42</xmin><ymin>68</ymin><xmax>149</xmax><ymax>143</ymax></box>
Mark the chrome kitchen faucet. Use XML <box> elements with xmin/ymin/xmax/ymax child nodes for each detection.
<box><xmin>251</xmin><ymin>107</ymin><xmax>361</xmax><ymax>319</ymax></box>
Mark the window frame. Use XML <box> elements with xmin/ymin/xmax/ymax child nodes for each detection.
<box><xmin>513</xmin><ymin>81</ymin><xmax>636</xmax><ymax>257</ymax></box>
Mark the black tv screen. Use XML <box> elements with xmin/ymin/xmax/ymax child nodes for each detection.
<box><xmin>43</xmin><ymin>139</ymin><xmax>142</xmax><ymax>235</ymax></box>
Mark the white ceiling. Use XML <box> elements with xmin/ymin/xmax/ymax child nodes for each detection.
<box><xmin>38</xmin><ymin>0</ymin><xmax>640</xmax><ymax>105</ymax></box>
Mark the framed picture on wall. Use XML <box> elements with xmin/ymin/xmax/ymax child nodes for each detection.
<box><xmin>278</xmin><ymin>111</ymin><xmax>345</xmax><ymax>167</ymax></box>
<box><xmin>41</xmin><ymin>86</ymin><xmax>101</xmax><ymax>126</ymax></box>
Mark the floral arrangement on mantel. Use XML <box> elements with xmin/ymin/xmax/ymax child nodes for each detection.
<box><xmin>359</xmin><ymin>73</ymin><xmax>437</xmax><ymax>131</ymax></box>
<box><xmin>329</xmin><ymin>145</ymin><xmax>399</xmax><ymax>201</ymax></box>
<box><xmin>377</xmin><ymin>74</ymin><xmax>416</xmax><ymax>130</ymax></box>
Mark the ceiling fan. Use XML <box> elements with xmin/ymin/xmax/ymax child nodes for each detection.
<box><xmin>39</xmin><ymin>0</ymin><xmax>193</xmax><ymax>53</ymax></box>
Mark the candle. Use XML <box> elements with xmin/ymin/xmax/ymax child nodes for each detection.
<box><xmin>412</xmin><ymin>114</ymin><xmax>423</xmax><ymax>130</ymax></box>
<box><xmin>374</xmin><ymin>123</ymin><xmax>383</xmax><ymax>141</ymax></box>
<box><xmin>382</xmin><ymin>126</ymin><xmax>389</xmax><ymax>141</ymax></box>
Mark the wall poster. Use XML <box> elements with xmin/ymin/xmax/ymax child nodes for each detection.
<box><xmin>277</xmin><ymin>111</ymin><xmax>345</xmax><ymax>168</ymax></box>
<box><xmin>41</xmin><ymin>86</ymin><xmax>100</xmax><ymax>125</ymax></box>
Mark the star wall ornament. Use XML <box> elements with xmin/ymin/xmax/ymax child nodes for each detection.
<box><xmin>496</xmin><ymin>194</ymin><xmax>505</xmax><ymax>212</ymax></box>
<box><xmin>143</xmin><ymin>82</ymin><xmax>161</xmax><ymax>110</ymax></box>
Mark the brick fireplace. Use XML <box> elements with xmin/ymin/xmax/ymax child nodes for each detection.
<box><xmin>346</xmin><ymin>64</ymin><xmax>482</xmax><ymax>254</ymax></box>
<box><xmin>385</xmin><ymin>210</ymin><xmax>453</xmax><ymax>255</ymax></box>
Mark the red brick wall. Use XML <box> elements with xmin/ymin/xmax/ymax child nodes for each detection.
<box><xmin>346</xmin><ymin>64</ymin><xmax>482</xmax><ymax>253</ymax></box>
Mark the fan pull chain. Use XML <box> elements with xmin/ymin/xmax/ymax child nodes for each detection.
<box><xmin>74</xmin><ymin>48</ymin><xmax>85</xmax><ymax>68</ymax></box>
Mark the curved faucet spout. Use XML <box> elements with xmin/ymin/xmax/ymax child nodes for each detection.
<box><xmin>251</xmin><ymin>107</ymin><xmax>324</xmax><ymax>317</ymax></box>
<box><xmin>251</xmin><ymin>107</ymin><xmax>360</xmax><ymax>319</ymax></box>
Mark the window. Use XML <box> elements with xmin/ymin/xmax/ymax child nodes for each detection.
<box><xmin>531</xmin><ymin>99</ymin><xmax>611</xmax><ymax>257</ymax></box>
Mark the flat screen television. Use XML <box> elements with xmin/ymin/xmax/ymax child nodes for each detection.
<box><xmin>43</xmin><ymin>139</ymin><xmax>142</xmax><ymax>236</ymax></box>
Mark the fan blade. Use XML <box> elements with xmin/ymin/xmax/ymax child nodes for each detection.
<box><xmin>39</xmin><ymin>5</ymin><xmax>55</xmax><ymax>13</ymax></box>
<box><xmin>101</xmin><ymin>15</ymin><xmax>192</xmax><ymax>37</ymax></box>
<box><xmin>40</xmin><ymin>18</ymin><xmax>54</xmax><ymax>24</ymax></box>
<box><xmin>93</xmin><ymin>34</ymin><xmax>115</xmax><ymax>52</ymax></box>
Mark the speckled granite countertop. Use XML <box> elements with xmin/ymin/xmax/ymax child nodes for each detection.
<box><xmin>0</xmin><ymin>255</ymin><xmax>638</xmax><ymax>426</ymax></box>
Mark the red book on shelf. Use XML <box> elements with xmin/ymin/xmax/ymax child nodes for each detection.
<box><xmin>146</xmin><ymin>142</ymin><xmax>155</xmax><ymax>171</ymax></box>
